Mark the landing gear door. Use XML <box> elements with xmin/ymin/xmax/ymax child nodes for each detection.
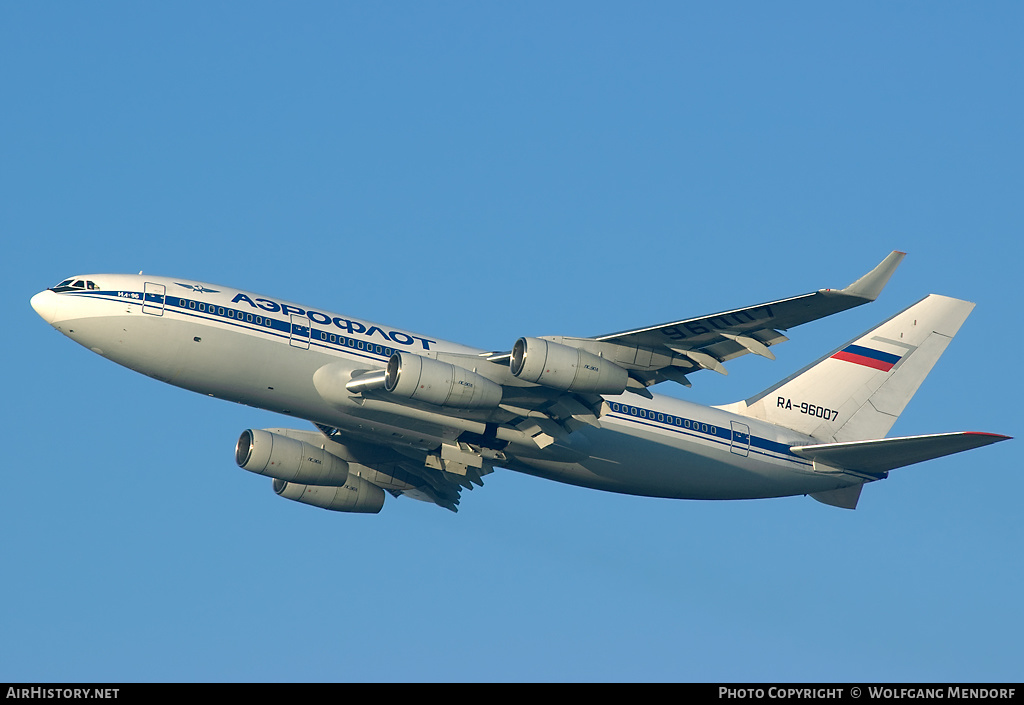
<box><xmin>289</xmin><ymin>314</ymin><xmax>311</xmax><ymax>349</ymax></box>
<box><xmin>730</xmin><ymin>421</ymin><xmax>750</xmax><ymax>457</ymax></box>
<box><xmin>143</xmin><ymin>282</ymin><xmax>165</xmax><ymax>316</ymax></box>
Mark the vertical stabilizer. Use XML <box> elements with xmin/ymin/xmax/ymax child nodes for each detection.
<box><xmin>731</xmin><ymin>295</ymin><xmax>974</xmax><ymax>442</ymax></box>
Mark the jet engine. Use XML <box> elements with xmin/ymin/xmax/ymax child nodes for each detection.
<box><xmin>273</xmin><ymin>477</ymin><xmax>385</xmax><ymax>514</ymax></box>
<box><xmin>236</xmin><ymin>429</ymin><xmax>386</xmax><ymax>513</ymax></box>
<box><xmin>384</xmin><ymin>352</ymin><xmax>502</xmax><ymax>408</ymax></box>
<box><xmin>235</xmin><ymin>429</ymin><xmax>351</xmax><ymax>486</ymax></box>
<box><xmin>510</xmin><ymin>337</ymin><xmax>628</xmax><ymax>394</ymax></box>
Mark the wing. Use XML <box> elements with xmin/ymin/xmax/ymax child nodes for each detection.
<box><xmin>488</xmin><ymin>251</ymin><xmax>905</xmax><ymax>392</ymax></box>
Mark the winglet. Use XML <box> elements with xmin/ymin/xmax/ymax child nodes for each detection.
<box><xmin>841</xmin><ymin>251</ymin><xmax>906</xmax><ymax>301</ymax></box>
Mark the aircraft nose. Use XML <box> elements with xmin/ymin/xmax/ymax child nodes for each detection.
<box><xmin>30</xmin><ymin>289</ymin><xmax>58</xmax><ymax>324</ymax></box>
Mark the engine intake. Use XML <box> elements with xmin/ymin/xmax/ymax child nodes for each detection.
<box><xmin>510</xmin><ymin>337</ymin><xmax>628</xmax><ymax>394</ymax></box>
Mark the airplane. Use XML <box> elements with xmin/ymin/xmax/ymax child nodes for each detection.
<box><xmin>29</xmin><ymin>251</ymin><xmax>1009</xmax><ymax>514</ymax></box>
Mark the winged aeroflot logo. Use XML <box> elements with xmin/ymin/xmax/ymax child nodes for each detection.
<box><xmin>175</xmin><ymin>283</ymin><xmax>220</xmax><ymax>294</ymax></box>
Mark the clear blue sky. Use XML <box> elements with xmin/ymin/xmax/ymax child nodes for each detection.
<box><xmin>2</xmin><ymin>2</ymin><xmax>1021</xmax><ymax>682</ymax></box>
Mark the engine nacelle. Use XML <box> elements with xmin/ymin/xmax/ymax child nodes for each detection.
<box><xmin>384</xmin><ymin>352</ymin><xmax>502</xmax><ymax>408</ymax></box>
<box><xmin>510</xmin><ymin>337</ymin><xmax>628</xmax><ymax>394</ymax></box>
<box><xmin>235</xmin><ymin>429</ymin><xmax>351</xmax><ymax>486</ymax></box>
<box><xmin>273</xmin><ymin>477</ymin><xmax>385</xmax><ymax>514</ymax></box>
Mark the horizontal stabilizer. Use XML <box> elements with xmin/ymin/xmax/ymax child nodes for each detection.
<box><xmin>792</xmin><ymin>432</ymin><xmax>1010</xmax><ymax>475</ymax></box>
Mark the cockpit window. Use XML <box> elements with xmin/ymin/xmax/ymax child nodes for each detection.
<box><xmin>51</xmin><ymin>278</ymin><xmax>99</xmax><ymax>293</ymax></box>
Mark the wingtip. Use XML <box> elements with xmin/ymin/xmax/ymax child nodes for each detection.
<box><xmin>963</xmin><ymin>432</ymin><xmax>1013</xmax><ymax>442</ymax></box>
<box><xmin>841</xmin><ymin>250</ymin><xmax>906</xmax><ymax>301</ymax></box>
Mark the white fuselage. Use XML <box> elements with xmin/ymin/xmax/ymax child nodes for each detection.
<box><xmin>31</xmin><ymin>274</ymin><xmax>864</xmax><ymax>502</ymax></box>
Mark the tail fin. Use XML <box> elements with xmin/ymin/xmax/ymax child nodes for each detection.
<box><xmin>731</xmin><ymin>294</ymin><xmax>974</xmax><ymax>442</ymax></box>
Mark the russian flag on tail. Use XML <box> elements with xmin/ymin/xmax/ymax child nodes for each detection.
<box><xmin>831</xmin><ymin>344</ymin><xmax>901</xmax><ymax>372</ymax></box>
